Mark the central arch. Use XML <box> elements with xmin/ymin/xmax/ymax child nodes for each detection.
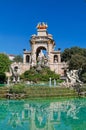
<box><xmin>36</xmin><ymin>46</ymin><xmax>47</xmax><ymax>60</ymax></box>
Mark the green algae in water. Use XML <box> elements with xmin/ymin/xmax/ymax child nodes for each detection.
<box><xmin>0</xmin><ymin>98</ymin><xmax>86</xmax><ymax>130</ymax></box>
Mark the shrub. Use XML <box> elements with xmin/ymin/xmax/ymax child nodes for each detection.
<box><xmin>0</xmin><ymin>72</ymin><xmax>6</xmax><ymax>84</ymax></box>
<box><xmin>9</xmin><ymin>84</ymin><xmax>25</xmax><ymax>94</ymax></box>
<box><xmin>21</xmin><ymin>67</ymin><xmax>60</xmax><ymax>82</ymax></box>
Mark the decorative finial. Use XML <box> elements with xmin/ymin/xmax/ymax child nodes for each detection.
<box><xmin>36</xmin><ymin>22</ymin><xmax>48</xmax><ymax>29</ymax></box>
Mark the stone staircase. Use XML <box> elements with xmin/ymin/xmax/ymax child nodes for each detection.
<box><xmin>0</xmin><ymin>87</ymin><xmax>9</xmax><ymax>98</ymax></box>
<box><xmin>24</xmin><ymin>87</ymin><xmax>78</xmax><ymax>98</ymax></box>
<box><xmin>0</xmin><ymin>86</ymin><xmax>78</xmax><ymax>99</ymax></box>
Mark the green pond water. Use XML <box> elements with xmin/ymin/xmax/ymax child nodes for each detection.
<box><xmin>0</xmin><ymin>98</ymin><xmax>86</xmax><ymax>130</ymax></box>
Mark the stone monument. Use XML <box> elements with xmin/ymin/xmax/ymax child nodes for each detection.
<box><xmin>66</xmin><ymin>69</ymin><xmax>82</xmax><ymax>87</ymax></box>
<box><xmin>23</xmin><ymin>22</ymin><xmax>67</xmax><ymax>76</ymax></box>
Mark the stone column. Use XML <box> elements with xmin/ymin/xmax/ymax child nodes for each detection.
<box><xmin>30</xmin><ymin>55</ymin><xmax>32</xmax><ymax>63</ymax></box>
<box><xmin>58</xmin><ymin>53</ymin><xmax>61</xmax><ymax>63</ymax></box>
<box><xmin>23</xmin><ymin>54</ymin><xmax>26</xmax><ymax>64</ymax></box>
<box><xmin>31</xmin><ymin>42</ymin><xmax>36</xmax><ymax>65</ymax></box>
<box><xmin>48</xmin><ymin>41</ymin><xmax>53</xmax><ymax>64</ymax></box>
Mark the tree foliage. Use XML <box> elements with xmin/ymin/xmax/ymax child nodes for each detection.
<box><xmin>61</xmin><ymin>46</ymin><xmax>86</xmax><ymax>69</ymax></box>
<box><xmin>69</xmin><ymin>54</ymin><xmax>86</xmax><ymax>70</ymax></box>
<box><xmin>0</xmin><ymin>53</ymin><xmax>11</xmax><ymax>73</ymax></box>
<box><xmin>61</xmin><ymin>46</ymin><xmax>86</xmax><ymax>62</ymax></box>
<box><xmin>61</xmin><ymin>46</ymin><xmax>86</xmax><ymax>82</ymax></box>
<box><xmin>79</xmin><ymin>63</ymin><xmax>86</xmax><ymax>83</ymax></box>
<box><xmin>13</xmin><ymin>55</ymin><xmax>23</xmax><ymax>63</ymax></box>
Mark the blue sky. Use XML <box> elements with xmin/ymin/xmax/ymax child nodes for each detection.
<box><xmin>0</xmin><ymin>0</ymin><xmax>86</xmax><ymax>55</ymax></box>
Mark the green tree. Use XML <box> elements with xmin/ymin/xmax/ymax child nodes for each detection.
<box><xmin>0</xmin><ymin>53</ymin><xmax>11</xmax><ymax>73</ymax></box>
<box><xmin>61</xmin><ymin>47</ymin><xmax>86</xmax><ymax>70</ymax></box>
<box><xmin>79</xmin><ymin>63</ymin><xmax>86</xmax><ymax>83</ymax></box>
<box><xmin>61</xmin><ymin>46</ymin><xmax>86</xmax><ymax>62</ymax></box>
<box><xmin>13</xmin><ymin>55</ymin><xmax>23</xmax><ymax>63</ymax></box>
<box><xmin>69</xmin><ymin>54</ymin><xmax>86</xmax><ymax>70</ymax></box>
<box><xmin>80</xmin><ymin>73</ymin><xmax>86</xmax><ymax>83</ymax></box>
<box><xmin>61</xmin><ymin>48</ymin><xmax>72</xmax><ymax>62</ymax></box>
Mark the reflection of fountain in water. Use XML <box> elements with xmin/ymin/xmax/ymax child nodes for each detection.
<box><xmin>37</xmin><ymin>116</ymin><xmax>43</xmax><ymax>125</ymax></box>
<box><xmin>8</xmin><ymin>113</ymin><xmax>22</xmax><ymax>128</ymax></box>
<box><xmin>0</xmin><ymin>99</ymin><xmax>86</xmax><ymax>130</ymax></box>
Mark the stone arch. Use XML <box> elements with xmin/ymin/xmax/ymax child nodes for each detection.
<box><xmin>26</xmin><ymin>55</ymin><xmax>30</xmax><ymax>63</ymax></box>
<box><xmin>54</xmin><ymin>55</ymin><xmax>58</xmax><ymax>63</ymax></box>
<box><xmin>36</xmin><ymin>46</ymin><xmax>47</xmax><ymax>59</ymax></box>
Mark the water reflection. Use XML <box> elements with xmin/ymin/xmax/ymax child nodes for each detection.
<box><xmin>0</xmin><ymin>98</ymin><xmax>86</xmax><ymax>130</ymax></box>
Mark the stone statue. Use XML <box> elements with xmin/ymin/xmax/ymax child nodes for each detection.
<box><xmin>37</xmin><ymin>50</ymin><xmax>48</xmax><ymax>66</ymax></box>
<box><xmin>38</xmin><ymin>50</ymin><xmax>44</xmax><ymax>58</ymax></box>
<box><xmin>11</xmin><ymin>66</ymin><xmax>20</xmax><ymax>83</ymax></box>
<box><xmin>66</xmin><ymin>69</ymin><xmax>81</xmax><ymax>87</ymax></box>
<box><xmin>5</xmin><ymin>69</ymin><xmax>12</xmax><ymax>85</ymax></box>
<box><xmin>37</xmin><ymin>50</ymin><xmax>45</xmax><ymax>66</ymax></box>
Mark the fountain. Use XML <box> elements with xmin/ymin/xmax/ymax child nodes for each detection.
<box><xmin>54</xmin><ymin>79</ymin><xmax>56</xmax><ymax>87</ymax></box>
<box><xmin>49</xmin><ymin>77</ymin><xmax>52</xmax><ymax>87</ymax></box>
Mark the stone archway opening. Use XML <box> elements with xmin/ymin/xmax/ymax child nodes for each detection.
<box><xmin>54</xmin><ymin>55</ymin><xmax>58</xmax><ymax>63</ymax></box>
<box><xmin>36</xmin><ymin>46</ymin><xmax>47</xmax><ymax>60</ymax></box>
<box><xmin>26</xmin><ymin>55</ymin><xmax>30</xmax><ymax>63</ymax></box>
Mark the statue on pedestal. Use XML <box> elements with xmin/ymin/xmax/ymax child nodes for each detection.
<box><xmin>66</xmin><ymin>69</ymin><xmax>82</xmax><ymax>87</ymax></box>
<box><xmin>10</xmin><ymin>65</ymin><xmax>20</xmax><ymax>83</ymax></box>
<box><xmin>37</xmin><ymin>50</ymin><xmax>48</xmax><ymax>67</ymax></box>
<box><xmin>37</xmin><ymin>50</ymin><xmax>44</xmax><ymax>66</ymax></box>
